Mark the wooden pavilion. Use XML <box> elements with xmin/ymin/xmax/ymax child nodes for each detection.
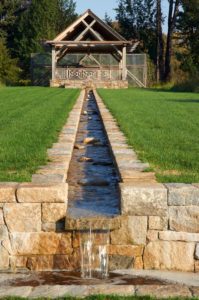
<box><xmin>46</xmin><ymin>9</ymin><xmax>139</xmax><ymax>88</ymax></box>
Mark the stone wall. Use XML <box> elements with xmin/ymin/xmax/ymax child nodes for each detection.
<box><xmin>0</xmin><ymin>89</ymin><xmax>199</xmax><ymax>273</ymax></box>
<box><xmin>50</xmin><ymin>79</ymin><xmax>128</xmax><ymax>89</ymax></box>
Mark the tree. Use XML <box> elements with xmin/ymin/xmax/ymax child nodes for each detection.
<box><xmin>57</xmin><ymin>0</ymin><xmax>77</xmax><ymax>32</ymax></box>
<box><xmin>0</xmin><ymin>0</ymin><xmax>30</xmax><ymax>39</ymax></box>
<box><xmin>156</xmin><ymin>0</ymin><xmax>164</xmax><ymax>81</ymax></box>
<box><xmin>177</xmin><ymin>0</ymin><xmax>199</xmax><ymax>75</ymax></box>
<box><xmin>0</xmin><ymin>38</ymin><xmax>21</xmax><ymax>85</ymax></box>
<box><xmin>10</xmin><ymin>0</ymin><xmax>77</xmax><ymax>74</ymax></box>
<box><xmin>104</xmin><ymin>13</ymin><xmax>113</xmax><ymax>27</ymax></box>
<box><xmin>115</xmin><ymin>0</ymin><xmax>157</xmax><ymax>64</ymax></box>
<box><xmin>164</xmin><ymin>0</ymin><xmax>180</xmax><ymax>81</ymax></box>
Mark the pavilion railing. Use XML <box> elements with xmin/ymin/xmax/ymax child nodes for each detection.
<box><xmin>55</xmin><ymin>67</ymin><xmax>122</xmax><ymax>81</ymax></box>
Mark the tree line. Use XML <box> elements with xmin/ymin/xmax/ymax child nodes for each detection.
<box><xmin>0</xmin><ymin>0</ymin><xmax>198</xmax><ymax>87</ymax></box>
<box><xmin>106</xmin><ymin>0</ymin><xmax>199</xmax><ymax>85</ymax></box>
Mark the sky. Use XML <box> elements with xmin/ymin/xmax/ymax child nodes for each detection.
<box><xmin>76</xmin><ymin>0</ymin><xmax>169</xmax><ymax>32</ymax></box>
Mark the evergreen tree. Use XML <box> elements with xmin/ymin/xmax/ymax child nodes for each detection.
<box><xmin>104</xmin><ymin>13</ymin><xmax>113</xmax><ymax>27</ymax></box>
<box><xmin>0</xmin><ymin>38</ymin><xmax>21</xmax><ymax>84</ymax></box>
<box><xmin>164</xmin><ymin>0</ymin><xmax>180</xmax><ymax>81</ymax></box>
<box><xmin>11</xmin><ymin>0</ymin><xmax>76</xmax><ymax>74</ymax></box>
<box><xmin>0</xmin><ymin>0</ymin><xmax>30</xmax><ymax>39</ymax></box>
<box><xmin>156</xmin><ymin>0</ymin><xmax>164</xmax><ymax>81</ymax></box>
<box><xmin>177</xmin><ymin>0</ymin><xmax>199</xmax><ymax>75</ymax></box>
<box><xmin>115</xmin><ymin>0</ymin><xmax>157</xmax><ymax>63</ymax></box>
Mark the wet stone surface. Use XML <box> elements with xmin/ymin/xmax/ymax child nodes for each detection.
<box><xmin>67</xmin><ymin>91</ymin><xmax>120</xmax><ymax>218</ymax></box>
<box><xmin>0</xmin><ymin>271</ymin><xmax>169</xmax><ymax>287</ymax></box>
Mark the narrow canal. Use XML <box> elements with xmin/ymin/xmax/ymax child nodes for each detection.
<box><xmin>67</xmin><ymin>90</ymin><xmax>120</xmax><ymax>218</ymax></box>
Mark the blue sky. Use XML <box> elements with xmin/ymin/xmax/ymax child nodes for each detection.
<box><xmin>76</xmin><ymin>0</ymin><xmax>169</xmax><ymax>32</ymax></box>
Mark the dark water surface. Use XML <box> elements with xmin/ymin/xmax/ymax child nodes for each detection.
<box><xmin>67</xmin><ymin>91</ymin><xmax>120</xmax><ymax>218</ymax></box>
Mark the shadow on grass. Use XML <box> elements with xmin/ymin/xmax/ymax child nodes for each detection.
<box><xmin>167</xmin><ymin>99</ymin><xmax>199</xmax><ymax>103</ymax></box>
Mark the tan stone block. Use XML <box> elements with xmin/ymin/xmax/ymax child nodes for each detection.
<box><xmin>0</xmin><ymin>183</ymin><xmax>18</xmax><ymax>203</ymax></box>
<box><xmin>147</xmin><ymin>230</ymin><xmax>159</xmax><ymax>242</ymax></box>
<box><xmin>195</xmin><ymin>261</ymin><xmax>199</xmax><ymax>272</ymax></box>
<box><xmin>191</xmin><ymin>287</ymin><xmax>199</xmax><ymax>297</ymax></box>
<box><xmin>32</xmin><ymin>174</ymin><xmax>66</xmax><ymax>184</ymax></box>
<box><xmin>42</xmin><ymin>223</ymin><xmax>56</xmax><ymax>232</ymax></box>
<box><xmin>0</xmin><ymin>225</ymin><xmax>9</xmax><ymax>240</ymax></box>
<box><xmin>136</xmin><ymin>285</ymin><xmax>191</xmax><ymax>298</ymax></box>
<box><xmin>111</xmin><ymin>216</ymin><xmax>147</xmax><ymax>245</ymax></box>
<box><xmin>159</xmin><ymin>231</ymin><xmax>199</xmax><ymax>242</ymax></box>
<box><xmin>17</xmin><ymin>183</ymin><xmax>68</xmax><ymax>203</ymax></box>
<box><xmin>10</xmin><ymin>256</ymin><xmax>28</xmax><ymax>270</ymax></box>
<box><xmin>2</xmin><ymin>239</ymin><xmax>12</xmax><ymax>255</ymax></box>
<box><xmin>11</xmin><ymin>232</ymin><xmax>72</xmax><ymax>255</ymax></box>
<box><xmin>120</xmin><ymin>183</ymin><xmax>168</xmax><ymax>216</ymax></box>
<box><xmin>169</xmin><ymin>206</ymin><xmax>199</xmax><ymax>233</ymax></box>
<box><xmin>0</xmin><ymin>209</ymin><xmax>4</xmax><ymax>225</ymax></box>
<box><xmin>127</xmin><ymin>216</ymin><xmax>147</xmax><ymax>245</ymax></box>
<box><xmin>42</xmin><ymin>203</ymin><xmax>67</xmax><ymax>223</ymax></box>
<box><xmin>108</xmin><ymin>245</ymin><xmax>143</xmax><ymax>257</ymax></box>
<box><xmin>144</xmin><ymin>241</ymin><xmax>195</xmax><ymax>272</ymax></box>
<box><xmin>134</xmin><ymin>256</ymin><xmax>143</xmax><ymax>269</ymax></box>
<box><xmin>0</xmin><ymin>245</ymin><xmax>9</xmax><ymax>270</ymax></box>
<box><xmin>149</xmin><ymin>216</ymin><xmax>168</xmax><ymax>230</ymax></box>
<box><xmin>53</xmin><ymin>253</ymin><xmax>80</xmax><ymax>270</ymax></box>
<box><xmin>27</xmin><ymin>256</ymin><xmax>53</xmax><ymax>271</ymax></box>
<box><xmin>4</xmin><ymin>203</ymin><xmax>41</xmax><ymax>232</ymax></box>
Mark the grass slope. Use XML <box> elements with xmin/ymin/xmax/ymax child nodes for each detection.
<box><xmin>0</xmin><ymin>87</ymin><xmax>79</xmax><ymax>182</ymax></box>
<box><xmin>98</xmin><ymin>88</ymin><xmax>199</xmax><ymax>183</ymax></box>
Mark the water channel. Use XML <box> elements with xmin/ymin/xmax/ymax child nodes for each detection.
<box><xmin>67</xmin><ymin>90</ymin><xmax>120</xmax><ymax>219</ymax></box>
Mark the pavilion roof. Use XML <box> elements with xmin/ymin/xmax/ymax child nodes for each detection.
<box><xmin>46</xmin><ymin>9</ymin><xmax>132</xmax><ymax>47</ymax></box>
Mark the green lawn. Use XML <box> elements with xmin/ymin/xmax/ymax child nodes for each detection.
<box><xmin>98</xmin><ymin>88</ymin><xmax>199</xmax><ymax>183</ymax></box>
<box><xmin>0</xmin><ymin>87</ymin><xmax>79</xmax><ymax>182</ymax></box>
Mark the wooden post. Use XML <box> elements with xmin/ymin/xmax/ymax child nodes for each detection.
<box><xmin>52</xmin><ymin>46</ymin><xmax>56</xmax><ymax>80</ymax></box>
<box><xmin>122</xmin><ymin>46</ymin><xmax>127</xmax><ymax>81</ymax></box>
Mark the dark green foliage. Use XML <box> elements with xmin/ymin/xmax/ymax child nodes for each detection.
<box><xmin>177</xmin><ymin>0</ymin><xmax>199</xmax><ymax>76</ymax></box>
<box><xmin>115</xmin><ymin>0</ymin><xmax>157</xmax><ymax>64</ymax></box>
<box><xmin>0</xmin><ymin>87</ymin><xmax>79</xmax><ymax>181</ymax></box>
<box><xmin>0</xmin><ymin>0</ymin><xmax>28</xmax><ymax>38</ymax></box>
<box><xmin>8</xmin><ymin>0</ymin><xmax>77</xmax><ymax>75</ymax></box>
<box><xmin>0</xmin><ymin>38</ymin><xmax>21</xmax><ymax>85</ymax></box>
<box><xmin>98</xmin><ymin>88</ymin><xmax>199</xmax><ymax>183</ymax></box>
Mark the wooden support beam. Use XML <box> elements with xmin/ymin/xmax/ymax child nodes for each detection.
<box><xmin>75</xmin><ymin>20</ymin><xmax>96</xmax><ymax>41</ymax></box>
<box><xmin>82</xmin><ymin>20</ymin><xmax>103</xmax><ymax>41</ymax></box>
<box><xmin>57</xmin><ymin>46</ymin><xmax>68</xmax><ymax>62</ymax></box>
<box><xmin>52</xmin><ymin>46</ymin><xmax>56</xmax><ymax>80</ymax></box>
<box><xmin>122</xmin><ymin>46</ymin><xmax>127</xmax><ymax>80</ymax></box>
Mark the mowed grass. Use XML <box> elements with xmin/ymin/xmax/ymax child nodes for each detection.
<box><xmin>0</xmin><ymin>87</ymin><xmax>79</xmax><ymax>182</ymax></box>
<box><xmin>98</xmin><ymin>88</ymin><xmax>199</xmax><ymax>183</ymax></box>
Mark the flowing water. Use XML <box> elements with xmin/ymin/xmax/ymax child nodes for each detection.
<box><xmin>80</xmin><ymin>227</ymin><xmax>109</xmax><ymax>278</ymax></box>
<box><xmin>67</xmin><ymin>90</ymin><xmax>120</xmax><ymax>218</ymax></box>
<box><xmin>67</xmin><ymin>90</ymin><xmax>121</xmax><ymax>278</ymax></box>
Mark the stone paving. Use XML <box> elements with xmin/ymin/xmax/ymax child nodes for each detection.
<box><xmin>0</xmin><ymin>269</ymin><xmax>198</xmax><ymax>298</ymax></box>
